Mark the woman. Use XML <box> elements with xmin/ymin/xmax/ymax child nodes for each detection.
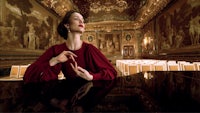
<box><xmin>23</xmin><ymin>10</ymin><xmax>117</xmax><ymax>83</ymax></box>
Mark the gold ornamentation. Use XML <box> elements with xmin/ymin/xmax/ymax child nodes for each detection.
<box><xmin>90</xmin><ymin>0</ymin><xmax>128</xmax><ymax>13</ymax></box>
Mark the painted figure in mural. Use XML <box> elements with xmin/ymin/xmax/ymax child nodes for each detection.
<box><xmin>189</xmin><ymin>16</ymin><xmax>200</xmax><ymax>45</ymax></box>
<box><xmin>160</xmin><ymin>32</ymin><xmax>170</xmax><ymax>49</ymax></box>
<box><xmin>0</xmin><ymin>22</ymin><xmax>10</xmax><ymax>46</ymax></box>
<box><xmin>23</xmin><ymin>10</ymin><xmax>117</xmax><ymax>83</ymax></box>
<box><xmin>99</xmin><ymin>39</ymin><xmax>106</xmax><ymax>50</ymax></box>
<box><xmin>168</xmin><ymin>27</ymin><xmax>174</xmax><ymax>46</ymax></box>
<box><xmin>113</xmin><ymin>39</ymin><xmax>120</xmax><ymax>51</ymax></box>
<box><xmin>113</xmin><ymin>34</ymin><xmax>120</xmax><ymax>51</ymax></box>
<box><xmin>0</xmin><ymin>21</ymin><xmax>22</xmax><ymax>48</ymax></box>
<box><xmin>175</xmin><ymin>29</ymin><xmax>184</xmax><ymax>48</ymax></box>
<box><xmin>26</xmin><ymin>22</ymin><xmax>38</xmax><ymax>49</ymax></box>
<box><xmin>106</xmin><ymin>37</ymin><xmax>114</xmax><ymax>53</ymax></box>
<box><xmin>99</xmin><ymin>40</ymin><xmax>103</xmax><ymax>50</ymax></box>
<box><xmin>10</xmin><ymin>20</ymin><xmax>17</xmax><ymax>40</ymax></box>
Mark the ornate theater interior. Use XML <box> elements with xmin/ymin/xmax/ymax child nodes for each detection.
<box><xmin>0</xmin><ymin>0</ymin><xmax>199</xmax><ymax>68</ymax></box>
<box><xmin>0</xmin><ymin>0</ymin><xmax>200</xmax><ymax>112</ymax></box>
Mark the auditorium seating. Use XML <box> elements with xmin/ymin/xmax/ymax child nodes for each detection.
<box><xmin>116</xmin><ymin>59</ymin><xmax>200</xmax><ymax>76</ymax></box>
<box><xmin>3</xmin><ymin>64</ymin><xmax>65</xmax><ymax>80</ymax></box>
<box><xmin>2</xmin><ymin>59</ymin><xmax>200</xmax><ymax>80</ymax></box>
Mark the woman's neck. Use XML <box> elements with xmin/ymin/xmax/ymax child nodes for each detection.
<box><xmin>66</xmin><ymin>33</ymin><xmax>83</xmax><ymax>50</ymax></box>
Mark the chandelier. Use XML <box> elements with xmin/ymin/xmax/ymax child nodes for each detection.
<box><xmin>90</xmin><ymin>0</ymin><xmax>128</xmax><ymax>13</ymax></box>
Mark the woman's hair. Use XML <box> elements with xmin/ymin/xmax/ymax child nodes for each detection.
<box><xmin>57</xmin><ymin>10</ymin><xmax>78</xmax><ymax>40</ymax></box>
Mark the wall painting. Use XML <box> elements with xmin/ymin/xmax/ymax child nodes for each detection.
<box><xmin>156</xmin><ymin>0</ymin><xmax>200</xmax><ymax>53</ymax></box>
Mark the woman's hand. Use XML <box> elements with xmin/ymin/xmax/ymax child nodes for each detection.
<box><xmin>49</xmin><ymin>51</ymin><xmax>77</xmax><ymax>66</ymax></box>
<box><xmin>70</xmin><ymin>61</ymin><xmax>93</xmax><ymax>81</ymax></box>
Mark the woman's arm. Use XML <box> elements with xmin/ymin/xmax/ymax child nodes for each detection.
<box><xmin>23</xmin><ymin>46</ymin><xmax>62</xmax><ymax>83</ymax></box>
<box><xmin>85</xmin><ymin>44</ymin><xmax>117</xmax><ymax>80</ymax></box>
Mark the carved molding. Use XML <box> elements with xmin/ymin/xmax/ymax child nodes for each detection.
<box><xmin>85</xmin><ymin>21</ymin><xmax>137</xmax><ymax>32</ymax></box>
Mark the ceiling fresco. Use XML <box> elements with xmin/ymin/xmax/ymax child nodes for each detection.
<box><xmin>38</xmin><ymin>0</ymin><xmax>171</xmax><ymax>28</ymax></box>
<box><xmin>71</xmin><ymin>0</ymin><xmax>147</xmax><ymax>22</ymax></box>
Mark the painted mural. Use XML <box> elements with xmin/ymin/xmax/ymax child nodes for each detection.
<box><xmin>0</xmin><ymin>0</ymin><xmax>60</xmax><ymax>50</ymax></box>
<box><xmin>97</xmin><ymin>32</ymin><xmax>121</xmax><ymax>55</ymax></box>
<box><xmin>156</xmin><ymin>0</ymin><xmax>200</xmax><ymax>51</ymax></box>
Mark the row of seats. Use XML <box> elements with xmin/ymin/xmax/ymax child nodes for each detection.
<box><xmin>116</xmin><ymin>59</ymin><xmax>200</xmax><ymax>76</ymax></box>
<box><xmin>9</xmin><ymin>64</ymin><xmax>64</xmax><ymax>79</ymax></box>
<box><xmin>8</xmin><ymin>59</ymin><xmax>200</xmax><ymax>78</ymax></box>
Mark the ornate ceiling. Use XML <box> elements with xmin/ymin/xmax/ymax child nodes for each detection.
<box><xmin>39</xmin><ymin>0</ymin><xmax>172</xmax><ymax>29</ymax></box>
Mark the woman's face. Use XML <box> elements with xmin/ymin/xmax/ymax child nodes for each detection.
<box><xmin>67</xmin><ymin>12</ymin><xmax>85</xmax><ymax>33</ymax></box>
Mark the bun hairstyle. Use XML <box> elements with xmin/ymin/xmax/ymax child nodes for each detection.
<box><xmin>57</xmin><ymin>10</ymin><xmax>77</xmax><ymax>40</ymax></box>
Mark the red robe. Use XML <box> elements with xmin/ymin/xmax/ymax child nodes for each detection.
<box><xmin>23</xmin><ymin>42</ymin><xmax>117</xmax><ymax>83</ymax></box>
